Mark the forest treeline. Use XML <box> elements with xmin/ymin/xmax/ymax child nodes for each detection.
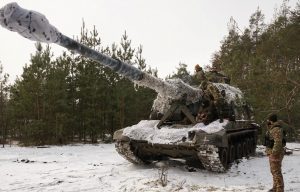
<box><xmin>0</xmin><ymin>24</ymin><xmax>157</xmax><ymax>145</ymax></box>
<box><xmin>0</xmin><ymin>1</ymin><xmax>299</xmax><ymax>145</ymax></box>
<box><xmin>212</xmin><ymin>2</ymin><xmax>300</xmax><ymax>139</ymax></box>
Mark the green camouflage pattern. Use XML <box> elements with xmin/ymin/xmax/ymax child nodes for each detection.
<box><xmin>269</xmin><ymin>155</ymin><xmax>284</xmax><ymax>192</ymax></box>
<box><xmin>266</xmin><ymin>121</ymin><xmax>285</xmax><ymax>192</ymax></box>
<box><xmin>266</xmin><ymin>122</ymin><xmax>285</xmax><ymax>155</ymax></box>
<box><xmin>206</xmin><ymin>71</ymin><xmax>230</xmax><ymax>84</ymax></box>
<box><xmin>205</xmin><ymin>83</ymin><xmax>223</xmax><ymax>102</ymax></box>
<box><xmin>195</xmin><ymin>69</ymin><xmax>206</xmax><ymax>82</ymax></box>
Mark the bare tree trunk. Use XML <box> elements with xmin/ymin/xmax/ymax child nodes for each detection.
<box><xmin>2</xmin><ymin>127</ymin><xmax>4</xmax><ymax>148</ymax></box>
<box><xmin>0</xmin><ymin>93</ymin><xmax>4</xmax><ymax>148</ymax></box>
<box><xmin>119</xmin><ymin>96</ymin><xmax>125</xmax><ymax>129</ymax></box>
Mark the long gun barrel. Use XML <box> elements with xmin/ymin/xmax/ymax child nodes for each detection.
<box><xmin>0</xmin><ymin>2</ymin><xmax>202</xmax><ymax>103</ymax></box>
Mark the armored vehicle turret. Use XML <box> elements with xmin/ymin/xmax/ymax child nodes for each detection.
<box><xmin>0</xmin><ymin>2</ymin><xmax>259</xmax><ymax>172</ymax></box>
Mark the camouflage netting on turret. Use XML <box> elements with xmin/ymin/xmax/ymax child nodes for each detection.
<box><xmin>136</xmin><ymin>76</ymin><xmax>203</xmax><ymax>114</ymax></box>
<box><xmin>0</xmin><ymin>2</ymin><xmax>61</xmax><ymax>43</ymax></box>
<box><xmin>149</xmin><ymin>80</ymin><xmax>244</xmax><ymax>114</ymax></box>
<box><xmin>214</xmin><ymin>83</ymin><xmax>243</xmax><ymax>103</ymax></box>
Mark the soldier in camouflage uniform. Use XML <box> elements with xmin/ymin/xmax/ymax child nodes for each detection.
<box><xmin>194</xmin><ymin>64</ymin><xmax>225</xmax><ymax>123</ymax></box>
<box><xmin>199</xmin><ymin>80</ymin><xmax>224</xmax><ymax>123</ymax></box>
<box><xmin>265</xmin><ymin>114</ymin><xmax>285</xmax><ymax>192</ymax></box>
<box><xmin>194</xmin><ymin>64</ymin><xmax>206</xmax><ymax>83</ymax></box>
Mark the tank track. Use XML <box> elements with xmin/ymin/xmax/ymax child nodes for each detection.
<box><xmin>115</xmin><ymin>141</ymin><xmax>145</xmax><ymax>164</ymax></box>
<box><xmin>197</xmin><ymin>144</ymin><xmax>226</xmax><ymax>172</ymax></box>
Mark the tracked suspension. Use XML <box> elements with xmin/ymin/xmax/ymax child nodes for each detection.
<box><xmin>197</xmin><ymin>145</ymin><xmax>226</xmax><ymax>172</ymax></box>
<box><xmin>115</xmin><ymin>141</ymin><xmax>145</xmax><ymax>164</ymax></box>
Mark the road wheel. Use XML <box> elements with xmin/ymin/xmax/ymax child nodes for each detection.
<box><xmin>236</xmin><ymin>143</ymin><xmax>242</xmax><ymax>159</ymax></box>
<box><xmin>229</xmin><ymin>145</ymin><xmax>235</xmax><ymax>163</ymax></box>
<box><xmin>242</xmin><ymin>142</ymin><xmax>247</xmax><ymax>157</ymax></box>
<box><xmin>219</xmin><ymin>148</ymin><xmax>228</xmax><ymax>168</ymax></box>
<box><xmin>245</xmin><ymin>139</ymin><xmax>251</xmax><ymax>155</ymax></box>
<box><xmin>249</xmin><ymin>138</ymin><xmax>256</xmax><ymax>155</ymax></box>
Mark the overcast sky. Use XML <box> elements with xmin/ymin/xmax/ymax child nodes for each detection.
<box><xmin>0</xmin><ymin>0</ymin><xmax>298</xmax><ymax>82</ymax></box>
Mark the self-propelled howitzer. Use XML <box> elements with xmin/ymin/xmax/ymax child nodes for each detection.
<box><xmin>0</xmin><ymin>2</ymin><xmax>259</xmax><ymax>172</ymax></box>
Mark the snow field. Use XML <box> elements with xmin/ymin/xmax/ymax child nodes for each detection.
<box><xmin>0</xmin><ymin>143</ymin><xmax>299</xmax><ymax>192</ymax></box>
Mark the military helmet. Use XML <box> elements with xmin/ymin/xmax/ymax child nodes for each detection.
<box><xmin>195</xmin><ymin>64</ymin><xmax>202</xmax><ymax>72</ymax></box>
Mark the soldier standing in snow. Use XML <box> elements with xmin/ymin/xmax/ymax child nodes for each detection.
<box><xmin>265</xmin><ymin>114</ymin><xmax>285</xmax><ymax>192</ymax></box>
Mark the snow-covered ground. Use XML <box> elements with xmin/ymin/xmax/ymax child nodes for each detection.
<box><xmin>0</xmin><ymin>143</ymin><xmax>299</xmax><ymax>192</ymax></box>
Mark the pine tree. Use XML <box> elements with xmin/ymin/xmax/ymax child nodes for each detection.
<box><xmin>7</xmin><ymin>22</ymin><xmax>157</xmax><ymax>145</ymax></box>
<box><xmin>211</xmin><ymin>2</ymin><xmax>300</xmax><ymax>140</ymax></box>
<box><xmin>43</xmin><ymin>52</ymin><xmax>71</xmax><ymax>144</ymax></box>
<box><xmin>169</xmin><ymin>63</ymin><xmax>192</xmax><ymax>84</ymax></box>
<box><xmin>9</xmin><ymin>43</ymin><xmax>53</xmax><ymax>145</ymax></box>
<box><xmin>0</xmin><ymin>63</ymin><xmax>9</xmax><ymax>147</ymax></box>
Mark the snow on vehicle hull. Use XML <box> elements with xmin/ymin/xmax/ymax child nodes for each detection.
<box><xmin>114</xmin><ymin>120</ymin><xmax>258</xmax><ymax>172</ymax></box>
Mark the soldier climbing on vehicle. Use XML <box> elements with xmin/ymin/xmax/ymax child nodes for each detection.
<box><xmin>194</xmin><ymin>65</ymin><xmax>225</xmax><ymax>124</ymax></box>
<box><xmin>200</xmin><ymin>80</ymin><xmax>225</xmax><ymax>123</ymax></box>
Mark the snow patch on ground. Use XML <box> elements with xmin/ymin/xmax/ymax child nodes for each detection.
<box><xmin>123</xmin><ymin>120</ymin><xmax>228</xmax><ymax>144</ymax></box>
<box><xmin>0</xmin><ymin>143</ymin><xmax>300</xmax><ymax>192</ymax></box>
